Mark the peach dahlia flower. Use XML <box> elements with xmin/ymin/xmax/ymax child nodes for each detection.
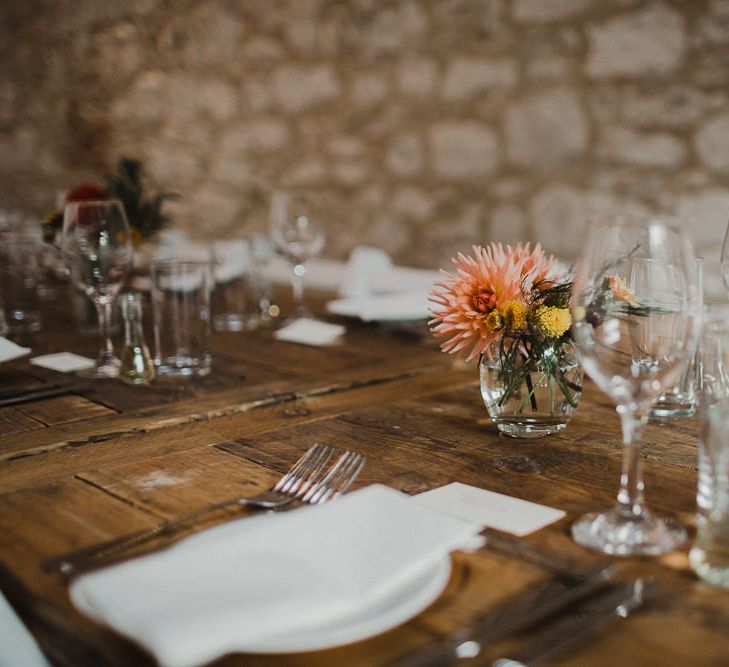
<box><xmin>429</xmin><ymin>243</ymin><xmax>556</xmax><ymax>361</ymax></box>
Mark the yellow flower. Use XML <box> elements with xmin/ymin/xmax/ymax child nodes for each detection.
<box><xmin>533</xmin><ymin>306</ymin><xmax>572</xmax><ymax>338</ymax></box>
<box><xmin>485</xmin><ymin>310</ymin><xmax>504</xmax><ymax>332</ymax></box>
<box><xmin>501</xmin><ymin>301</ymin><xmax>527</xmax><ymax>329</ymax></box>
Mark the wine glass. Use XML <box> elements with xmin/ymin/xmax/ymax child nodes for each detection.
<box><xmin>270</xmin><ymin>190</ymin><xmax>325</xmax><ymax>320</ymax></box>
<box><xmin>570</xmin><ymin>215</ymin><xmax>699</xmax><ymax>555</ymax></box>
<box><xmin>62</xmin><ymin>200</ymin><xmax>134</xmax><ymax>377</ymax></box>
<box><xmin>720</xmin><ymin>217</ymin><xmax>729</xmax><ymax>292</ymax></box>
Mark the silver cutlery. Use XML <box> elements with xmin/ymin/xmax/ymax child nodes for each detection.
<box><xmin>390</xmin><ymin>565</ymin><xmax>617</xmax><ymax>667</ymax></box>
<box><xmin>491</xmin><ymin>577</ymin><xmax>658</xmax><ymax>666</ymax></box>
<box><xmin>45</xmin><ymin>444</ymin><xmax>366</xmax><ymax>577</ymax></box>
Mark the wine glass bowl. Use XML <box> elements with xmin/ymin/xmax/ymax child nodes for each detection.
<box><xmin>270</xmin><ymin>190</ymin><xmax>325</xmax><ymax>320</ymax></box>
<box><xmin>570</xmin><ymin>215</ymin><xmax>699</xmax><ymax>555</ymax></box>
<box><xmin>62</xmin><ymin>199</ymin><xmax>134</xmax><ymax>378</ymax></box>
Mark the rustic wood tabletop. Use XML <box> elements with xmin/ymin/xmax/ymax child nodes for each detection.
<box><xmin>0</xmin><ymin>288</ymin><xmax>727</xmax><ymax>667</ymax></box>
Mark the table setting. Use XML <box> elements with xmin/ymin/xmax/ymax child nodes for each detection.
<box><xmin>1</xmin><ymin>191</ymin><xmax>729</xmax><ymax>667</ymax></box>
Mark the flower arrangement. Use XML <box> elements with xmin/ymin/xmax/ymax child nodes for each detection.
<box><xmin>43</xmin><ymin>158</ymin><xmax>177</xmax><ymax>248</ymax></box>
<box><xmin>429</xmin><ymin>243</ymin><xmax>581</xmax><ymax>434</ymax></box>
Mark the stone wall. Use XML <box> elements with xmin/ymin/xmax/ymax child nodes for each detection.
<box><xmin>2</xmin><ymin>0</ymin><xmax>729</xmax><ymax>296</ymax></box>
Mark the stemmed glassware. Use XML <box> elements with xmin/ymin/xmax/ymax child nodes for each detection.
<box><xmin>62</xmin><ymin>200</ymin><xmax>134</xmax><ymax>377</ymax></box>
<box><xmin>570</xmin><ymin>215</ymin><xmax>700</xmax><ymax>555</ymax></box>
<box><xmin>270</xmin><ymin>190</ymin><xmax>325</xmax><ymax>320</ymax></box>
<box><xmin>719</xmin><ymin>218</ymin><xmax>729</xmax><ymax>291</ymax></box>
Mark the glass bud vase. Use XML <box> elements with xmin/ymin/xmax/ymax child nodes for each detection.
<box><xmin>479</xmin><ymin>338</ymin><xmax>583</xmax><ymax>438</ymax></box>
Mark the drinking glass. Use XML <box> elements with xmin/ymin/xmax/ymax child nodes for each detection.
<box><xmin>0</xmin><ymin>236</ymin><xmax>42</xmax><ymax>335</ymax></box>
<box><xmin>150</xmin><ymin>260</ymin><xmax>212</xmax><ymax>378</ymax></box>
<box><xmin>650</xmin><ymin>257</ymin><xmax>702</xmax><ymax>419</ymax></box>
<box><xmin>270</xmin><ymin>190</ymin><xmax>325</xmax><ymax>320</ymax></box>
<box><xmin>570</xmin><ymin>215</ymin><xmax>699</xmax><ymax>555</ymax></box>
<box><xmin>210</xmin><ymin>239</ymin><xmax>254</xmax><ymax>332</ymax></box>
<box><xmin>62</xmin><ymin>200</ymin><xmax>134</xmax><ymax>377</ymax></box>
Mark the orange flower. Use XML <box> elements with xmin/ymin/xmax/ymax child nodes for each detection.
<box><xmin>429</xmin><ymin>243</ymin><xmax>556</xmax><ymax>361</ymax></box>
<box><xmin>607</xmin><ymin>275</ymin><xmax>637</xmax><ymax>304</ymax></box>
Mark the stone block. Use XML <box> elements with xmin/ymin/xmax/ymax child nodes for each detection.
<box><xmin>598</xmin><ymin>126</ymin><xmax>686</xmax><ymax>169</ymax></box>
<box><xmin>622</xmin><ymin>87</ymin><xmax>726</xmax><ymax>128</ymax></box>
<box><xmin>513</xmin><ymin>0</ymin><xmax>592</xmax><ymax>23</ymax></box>
<box><xmin>392</xmin><ymin>186</ymin><xmax>435</xmax><ymax>222</ymax></box>
<box><xmin>695</xmin><ymin>113</ymin><xmax>729</xmax><ymax>174</ymax></box>
<box><xmin>675</xmin><ymin>189</ymin><xmax>729</xmax><ymax>247</ymax></box>
<box><xmin>220</xmin><ymin>120</ymin><xmax>290</xmax><ymax>154</ymax></box>
<box><xmin>350</xmin><ymin>72</ymin><xmax>389</xmax><ymax>109</ymax></box>
<box><xmin>529</xmin><ymin>184</ymin><xmax>646</xmax><ymax>259</ymax></box>
<box><xmin>586</xmin><ymin>3</ymin><xmax>686</xmax><ymax>78</ymax></box>
<box><xmin>488</xmin><ymin>204</ymin><xmax>527</xmax><ymax>245</ymax></box>
<box><xmin>430</xmin><ymin>122</ymin><xmax>499</xmax><ymax>179</ymax></box>
<box><xmin>145</xmin><ymin>146</ymin><xmax>205</xmax><ymax>191</ymax></box>
<box><xmin>505</xmin><ymin>88</ymin><xmax>588</xmax><ymax>169</ymax></box>
<box><xmin>397</xmin><ymin>59</ymin><xmax>438</xmax><ymax>97</ymax></box>
<box><xmin>273</xmin><ymin>64</ymin><xmax>341</xmax><ymax>113</ymax></box>
<box><xmin>443</xmin><ymin>57</ymin><xmax>518</xmax><ymax>99</ymax></box>
<box><xmin>385</xmin><ymin>134</ymin><xmax>425</xmax><ymax>177</ymax></box>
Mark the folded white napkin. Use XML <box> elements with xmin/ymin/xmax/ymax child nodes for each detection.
<box><xmin>273</xmin><ymin>317</ymin><xmax>345</xmax><ymax>346</ymax></box>
<box><xmin>0</xmin><ymin>589</ymin><xmax>51</xmax><ymax>667</ymax></box>
<box><xmin>0</xmin><ymin>338</ymin><xmax>30</xmax><ymax>364</ymax></box>
<box><xmin>326</xmin><ymin>291</ymin><xmax>430</xmax><ymax>322</ymax></box>
<box><xmin>70</xmin><ymin>485</ymin><xmax>483</xmax><ymax>667</ymax></box>
<box><xmin>30</xmin><ymin>352</ymin><xmax>95</xmax><ymax>373</ymax></box>
<box><xmin>338</xmin><ymin>246</ymin><xmax>393</xmax><ymax>297</ymax></box>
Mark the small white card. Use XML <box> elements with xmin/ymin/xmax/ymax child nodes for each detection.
<box><xmin>273</xmin><ymin>318</ymin><xmax>345</xmax><ymax>347</ymax></box>
<box><xmin>414</xmin><ymin>482</ymin><xmax>565</xmax><ymax>537</ymax></box>
<box><xmin>30</xmin><ymin>352</ymin><xmax>95</xmax><ymax>373</ymax></box>
<box><xmin>0</xmin><ymin>338</ymin><xmax>31</xmax><ymax>364</ymax></box>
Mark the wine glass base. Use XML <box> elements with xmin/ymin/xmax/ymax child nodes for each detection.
<box><xmin>78</xmin><ymin>359</ymin><xmax>121</xmax><ymax>379</ymax></box>
<box><xmin>572</xmin><ymin>508</ymin><xmax>686</xmax><ymax>556</ymax></box>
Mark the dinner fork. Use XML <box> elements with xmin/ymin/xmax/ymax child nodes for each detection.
<box><xmin>45</xmin><ymin>444</ymin><xmax>366</xmax><ymax>576</ymax></box>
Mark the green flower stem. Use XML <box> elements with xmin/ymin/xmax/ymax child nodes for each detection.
<box><xmin>516</xmin><ymin>369</ymin><xmax>549</xmax><ymax>414</ymax></box>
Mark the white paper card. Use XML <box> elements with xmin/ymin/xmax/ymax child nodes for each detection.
<box><xmin>273</xmin><ymin>318</ymin><xmax>345</xmax><ymax>347</ymax></box>
<box><xmin>0</xmin><ymin>338</ymin><xmax>30</xmax><ymax>363</ymax></box>
<box><xmin>30</xmin><ymin>352</ymin><xmax>95</xmax><ymax>373</ymax></box>
<box><xmin>414</xmin><ymin>482</ymin><xmax>565</xmax><ymax>537</ymax></box>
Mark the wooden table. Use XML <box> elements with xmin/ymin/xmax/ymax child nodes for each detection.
<box><xmin>1</xmin><ymin>288</ymin><xmax>727</xmax><ymax>667</ymax></box>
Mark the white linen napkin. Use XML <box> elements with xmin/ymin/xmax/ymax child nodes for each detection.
<box><xmin>70</xmin><ymin>485</ymin><xmax>483</xmax><ymax>667</ymax></box>
<box><xmin>0</xmin><ymin>338</ymin><xmax>30</xmax><ymax>363</ymax></box>
<box><xmin>0</xmin><ymin>589</ymin><xmax>51</xmax><ymax>667</ymax></box>
<box><xmin>273</xmin><ymin>318</ymin><xmax>345</xmax><ymax>346</ymax></box>
<box><xmin>326</xmin><ymin>291</ymin><xmax>430</xmax><ymax>322</ymax></box>
<box><xmin>30</xmin><ymin>352</ymin><xmax>95</xmax><ymax>373</ymax></box>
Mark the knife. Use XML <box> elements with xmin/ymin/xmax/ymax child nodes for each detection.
<box><xmin>491</xmin><ymin>577</ymin><xmax>658</xmax><ymax>667</ymax></box>
<box><xmin>389</xmin><ymin>565</ymin><xmax>616</xmax><ymax>667</ymax></box>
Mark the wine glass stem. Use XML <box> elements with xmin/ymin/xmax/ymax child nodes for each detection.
<box><xmin>291</xmin><ymin>262</ymin><xmax>306</xmax><ymax>318</ymax></box>
<box><xmin>95</xmin><ymin>299</ymin><xmax>115</xmax><ymax>365</ymax></box>
<box><xmin>616</xmin><ymin>409</ymin><xmax>648</xmax><ymax>520</ymax></box>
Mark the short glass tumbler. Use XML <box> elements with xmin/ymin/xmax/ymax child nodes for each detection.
<box><xmin>150</xmin><ymin>260</ymin><xmax>212</xmax><ymax>378</ymax></box>
<box><xmin>479</xmin><ymin>339</ymin><xmax>583</xmax><ymax>438</ymax></box>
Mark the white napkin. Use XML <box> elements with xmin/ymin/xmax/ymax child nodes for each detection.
<box><xmin>326</xmin><ymin>291</ymin><xmax>430</xmax><ymax>322</ymax></box>
<box><xmin>30</xmin><ymin>352</ymin><xmax>95</xmax><ymax>373</ymax></box>
<box><xmin>0</xmin><ymin>338</ymin><xmax>30</xmax><ymax>363</ymax></box>
<box><xmin>338</xmin><ymin>246</ymin><xmax>393</xmax><ymax>297</ymax></box>
<box><xmin>0</xmin><ymin>589</ymin><xmax>51</xmax><ymax>667</ymax></box>
<box><xmin>273</xmin><ymin>318</ymin><xmax>345</xmax><ymax>346</ymax></box>
<box><xmin>70</xmin><ymin>485</ymin><xmax>483</xmax><ymax>667</ymax></box>
<box><xmin>414</xmin><ymin>482</ymin><xmax>566</xmax><ymax>537</ymax></box>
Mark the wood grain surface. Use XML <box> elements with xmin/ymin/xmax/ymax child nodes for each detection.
<box><xmin>0</xmin><ymin>288</ymin><xmax>726</xmax><ymax>667</ymax></box>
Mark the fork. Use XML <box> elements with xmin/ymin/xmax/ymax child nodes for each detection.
<box><xmin>45</xmin><ymin>444</ymin><xmax>365</xmax><ymax>576</ymax></box>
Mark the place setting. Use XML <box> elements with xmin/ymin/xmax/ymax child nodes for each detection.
<box><xmin>4</xmin><ymin>4</ymin><xmax>729</xmax><ymax>663</ymax></box>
